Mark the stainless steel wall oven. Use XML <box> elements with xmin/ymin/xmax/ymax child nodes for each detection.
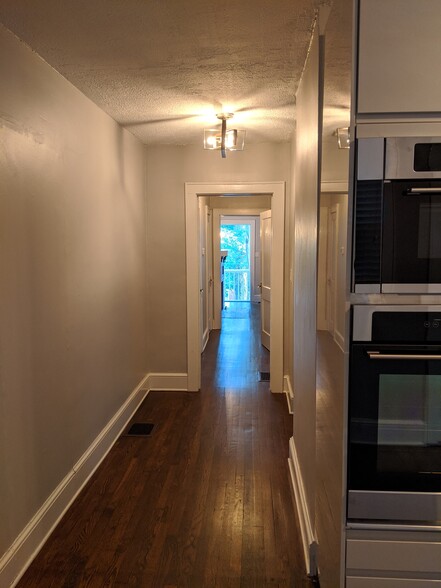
<box><xmin>348</xmin><ymin>305</ymin><xmax>441</xmax><ymax>524</ymax></box>
<box><xmin>353</xmin><ymin>137</ymin><xmax>441</xmax><ymax>294</ymax></box>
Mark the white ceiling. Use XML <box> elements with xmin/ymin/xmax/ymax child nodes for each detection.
<box><xmin>0</xmin><ymin>0</ymin><xmax>352</xmax><ymax>146</ymax></box>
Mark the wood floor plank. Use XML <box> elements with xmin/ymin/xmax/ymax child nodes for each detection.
<box><xmin>17</xmin><ymin>302</ymin><xmax>312</xmax><ymax>588</ymax></box>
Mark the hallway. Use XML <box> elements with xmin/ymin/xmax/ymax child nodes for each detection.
<box><xmin>17</xmin><ymin>303</ymin><xmax>310</xmax><ymax>587</ymax></box>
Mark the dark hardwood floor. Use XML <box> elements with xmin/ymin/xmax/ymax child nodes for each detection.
<box><xmin>17</xmin><ymin>302</ymin><xmax>311</xmax><ymax>587</ymax></box>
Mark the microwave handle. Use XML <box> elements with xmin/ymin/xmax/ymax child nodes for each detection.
<box><xmin>367</xmin><ymin>351</ymin><xmax>441</xmax><ymax>360</ymax></box>
<box><xmin>406</xmin><ymin>187</ymin><xmax>441</xmax><ymax>195</ymax></box>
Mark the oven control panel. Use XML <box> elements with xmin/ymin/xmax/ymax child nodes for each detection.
<box><xmin>352</xmin><ymin>305</ymin><xmax>441</xmax><ymax>342</ymax></box>
<box><xmin>372</xmin><ymin>311</ymin><xmax>441</xmax><ymax>342</ymax></box>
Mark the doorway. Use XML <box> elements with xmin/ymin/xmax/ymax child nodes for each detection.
<box><xmin>185</xmin><ymin>182</ymin><xmax>285</xmax><ymax>393</ymax></box>
<box><xmin>213</xmin><ymin>208</ymin><xmax>265</xmax><ymax>331</ymax></box>
<box><xmin>220</xmin><ymin>216</ymin><xmax>259</xmax><ymax>307</ymax></box>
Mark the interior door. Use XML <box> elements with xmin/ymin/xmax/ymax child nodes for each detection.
<box><xmin>199</xmin><ymin>200</ymin><xmax>209</xmax><ymax>352</ymax></box>
<box><xmin>206</xmin><ymin>206</ymin><xmax>213</xmax><ymax>332</ymax></box>
<box><xmin>260</xmin><ymin>210</ymin><xmax>271</xmax><ymax>350</ymax></box>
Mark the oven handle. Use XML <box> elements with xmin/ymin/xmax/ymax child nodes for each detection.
<box><xmin>367</xmin><ymin>350</ymin><xmax>441</xmax><ymax>360</ymax></box>
<box><xmin>406</xmin><ymin>187</ymin><xmax>441</xmax><ymax>195</ymax></box>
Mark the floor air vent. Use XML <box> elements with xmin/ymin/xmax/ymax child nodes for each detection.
<box><xmin>124</xmin><ymin>423</ymin><xmax>154</xmax><ymax>437</ymax></box>
<box><xmin>258</xmin><ymin>371</ymin><xmax>270</xmax><ymax>382</ymax></box>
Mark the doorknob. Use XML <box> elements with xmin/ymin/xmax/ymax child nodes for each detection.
<box><xmin>258</xmin><ymin>283</ymin><xmax>262</xmax><ymax>289</ymax></box>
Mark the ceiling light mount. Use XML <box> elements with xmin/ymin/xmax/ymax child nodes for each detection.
<box><xmin>204</xmin><ymin>112</ymin><xmax>245</xmax><ymax>158</ymax></box>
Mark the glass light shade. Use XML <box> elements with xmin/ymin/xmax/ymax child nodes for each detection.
<box><xmin>204</xmin><ymin>128</ymin><xmax>246</xmax><ymax>151</ymax></box>
<box><xmin>337</xmin><ymin>127</ymin><xmax>350</xmax><ymax>149</ymax></box>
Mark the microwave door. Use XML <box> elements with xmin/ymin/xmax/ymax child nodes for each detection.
<box><xmin>381</xmin><ymin>180</ymin><xmax>441</xmax><ymax>292</ymax></box>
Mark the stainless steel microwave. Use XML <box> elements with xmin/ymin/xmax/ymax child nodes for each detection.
<box><xmin>353</xmin><ymin>137</ymin><xmax>441</xmax><ymax>294</ymax></box>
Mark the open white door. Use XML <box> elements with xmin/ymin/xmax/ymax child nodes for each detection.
<box><xmin>199</xmin><ymin>201</ymin><xmax>207</xmax><ymax>351</ymax></box>
<box><xmin>260</xmin><ymin>210</ymin><xmax>271</xmax><ymax>350</ymax></box>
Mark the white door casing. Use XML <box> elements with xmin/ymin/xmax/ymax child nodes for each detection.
<box><xmin>260</xmin><ymin>210</ymin><xmax>271</xmax><ymax>350</ymax></box>
<box><xmin>185</xmin><ymin>182</ymin><xmax>285</xmax><ymax>393</ymax></box>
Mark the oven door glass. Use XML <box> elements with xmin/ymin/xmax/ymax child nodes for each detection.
<box><xmin>382</xmin><ymin>180</ymin><xmax>441</xmax><ymax>285</ymax></box>
<box><xmin>348</xmin><ymin>344</ymin><xmax>441</xmax><ymax>492</ymax></box>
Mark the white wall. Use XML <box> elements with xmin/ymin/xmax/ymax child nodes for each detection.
<box><xmin>145</xmin><ymin>143</ymin><xmax>291</xmax><ymax>374</ymax></box>
<box><xmin>0</xmin><ymin>24</ymin><xmax>148</xmax><ymax>569</ymax></box>
<box><xmin>285</xmin><ymin>138</ymin><xmax>296</xmax><ymax>390</ymax></box>
<box><xmin>290</xmin><ymin>24</ymin><xmax>321</xmax><ymax>574</ymax></box>
<box><xmin>321</xmin><ymin>138</ymin><xmax>350</xmax><ymax>184</ymax></box>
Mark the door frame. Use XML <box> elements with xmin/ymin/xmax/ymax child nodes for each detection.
<box><xmin>185</xmin><ymin>182</ymin><xmax>285</xmax><ymax>393</ymax></box>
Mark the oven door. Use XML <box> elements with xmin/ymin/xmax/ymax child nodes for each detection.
<box><xmin>381</xmin><ymin>180</ymin><xmax>441</xmax><ymax>293</ymax></box>
<box><xmin>348</xmin><ymin>343</ymin><xmax>441</xmax><ymax>522</ymax></box>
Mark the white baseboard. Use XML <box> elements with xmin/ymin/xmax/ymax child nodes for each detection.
<box><xmin>283</xmin><ymin>375</ymin><xmax>294</xmax><ymax>414</ymax></box>
<box><xmin>146</xmin><ymin>372</ymin><xmax>188</xmax><ymax>391</ymax></box>
<box><xmin>288</xmin><ymin>437</ymin><xmax>318</xmax><ymax>577</ymax></box>
<box><xmin>334</xmin><ymin>329</ymin><xmax>345</xmax><ymax>353</ymax></box>
<box><xmin>1</xmin><ymin>374</ymin><xmax>150</xmax><ymax>588</ymax></box>
<box><xmin>1</xmin><ymin>371</ymin><xmax>192</xmax><ymax>587</ymax></box>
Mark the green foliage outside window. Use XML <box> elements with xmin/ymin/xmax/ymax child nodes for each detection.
<box><xmin>220</xmin><ymin>224</ymin><xmax>250</xmax><ymax>269</ymax></box>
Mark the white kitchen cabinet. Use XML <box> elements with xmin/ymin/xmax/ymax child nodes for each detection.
<box><xmin>347</xmin><ymin>578</ymin><xmax>441</xmax><ymax>588</ymax></box>
<box><xmin>345</xmin><ymin>529</ymin><xmax>441</xmax><ymax>587</ymax></box>
<box><xmin>357</xmin><ymin>0</ymin><xmax>441</xmax><ymax>114</ymax></box>
<box><xmin>346</xmin><ymin>537</ymin><xmax>441</xmax><ymax>574</ymax></box>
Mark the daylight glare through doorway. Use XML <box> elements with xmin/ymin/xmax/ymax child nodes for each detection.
<box><xmin>221</xmin><ymin>220</ymin><xmax>253</xmax><ymax>305</ymax></box>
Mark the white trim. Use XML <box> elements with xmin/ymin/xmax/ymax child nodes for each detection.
<box><xmin>321</xmin><ymin>180</ymin><xmax>348</xmax><ymax>193</ymax></box>
<box><xmin>1</xmin><ymin>374</ymin><xmax>150</xmax><ymax>588</ymax></box>
<box><xmin>145</xmin><ymin>372</ymin><xmax>188</xmax><ymax>391</ymax></box>
<box><xmin>185</xmin><ymin>182</ymin><xmax>285</xmax><ymax>393</ymax></box>
<box><xmin>283</xmin><ymin>375</ymin><xmax>294</xmax><ymax>415</ymax></box>
<box><xmin>288</xmin><ymin>437</ymin><xmax>318</xmax><ymax>577</ymax></box>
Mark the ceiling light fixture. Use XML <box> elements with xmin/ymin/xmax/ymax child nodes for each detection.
<box><xmin>204</xmin><ymin>113</ymin><xmax>246</xmax><ymax>158</ymax></box>
<box><xmin>336</xmin><ymin>126</ymin><xmax>350</xmax><ymax>149</ymax></box>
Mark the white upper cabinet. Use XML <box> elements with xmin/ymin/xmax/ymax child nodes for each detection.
<box><xmin>357</xmin><ymin>0</ymin><xmax>441</xmax><ymax>115</ymax></box>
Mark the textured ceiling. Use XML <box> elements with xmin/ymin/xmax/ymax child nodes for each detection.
<box><xmin>0</xmin><ymin>0</ymin><xmax>352</xmax><ymax>146</ymax></box>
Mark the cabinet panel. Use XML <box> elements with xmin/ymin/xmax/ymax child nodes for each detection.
<box><xmin>346</xmin><ymin>538</ymin><xmax>441</xmax><ymax>574</ymax></box>
<box><xmin>357</xmin><ymin>0</ymin><xmax>441</xmax><ymax>114</ymax></box>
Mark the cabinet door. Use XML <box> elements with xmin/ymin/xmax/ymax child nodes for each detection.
<box><xmin>347</xmin><ymin>578</ymin><xmax>441</xmax><ymax>588</ymax></box>
<box><xmin>346</xmin><ymin>538</ymin><xmax>441</xmax><ymax>575</ymax></box>
<box><xmin>357</xmin><ymin>0</ymin><xmax>441</xmax><ymax>114</ymax></box>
